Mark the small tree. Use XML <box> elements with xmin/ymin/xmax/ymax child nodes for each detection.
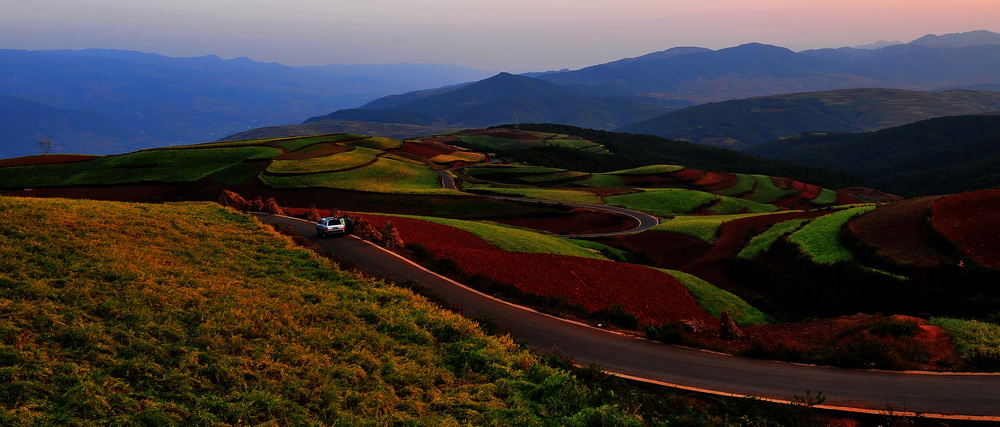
<box><xmin>264</xmin><ymin>197</ymin><xmax>284</xmax><ymax>215</ymax></box>
<box><xmin>349</xmin><ymin>215</ymin><xmax>383</xmax><ymax>243</ymax></box>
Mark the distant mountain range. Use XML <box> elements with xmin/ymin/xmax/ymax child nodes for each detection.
<box><xmin>4</xmin><ymin>30</ymin><xmax>1000</xmax><ymax>159</ymax></box>
<box><xmin>619</xmin><ymin>88</ymin><xmax>1000</xmax><ymax>149</ymax></box>
<box><xmin>0</xmin><ymin>49</ymin><xmax>493</xmax><ymax>158</ymax></box>
<box><xmin>304</xmin><ymin>31</ymin><xmax>1000</xmax><ymax>137</ymax></box>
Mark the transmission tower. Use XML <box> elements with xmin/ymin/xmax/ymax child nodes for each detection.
<box><xmin>512</xmin><ymin>109</ymin><xmax>520</xmax><ymax>132</ymax></box>
<box><xmin>38</xmin><ymin>137</ymin><xmax>52</xmax><ymax>155</ymax></box>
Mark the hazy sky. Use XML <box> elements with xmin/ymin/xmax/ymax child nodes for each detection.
<box><xmin>2</xmin><ymin>0</ymin><xmax>997</xmax><ymax>72</ymax></box>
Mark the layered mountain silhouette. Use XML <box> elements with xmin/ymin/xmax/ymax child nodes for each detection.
<box><xmin>0</xmin><ymin>49</ymin><xmax>492</xmax><ymax>158</ymax></box>
<box><xmin>307</xmin><ymin>31</ymin><xmax>1000</xmax><ymax>135</ymax></box>
<box><xmin>619</xmin><ymin>88</ymin><xmax>1000</xmax><ymax>149</ymax></box>
<box><xmin>305</xmin><ymin>72</ymin><xmax>688</xmax><ymax>130</ymax></box>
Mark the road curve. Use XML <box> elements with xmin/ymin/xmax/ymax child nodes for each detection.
<box><xmin>436</xmin><ymin>168</ymin><xmax>659</xmax><ymax>237</ymax></box>
<box><xmin>259</xmin><ymin>214</ymin><xmax>1000</xmax><ymax>420</ymax></box>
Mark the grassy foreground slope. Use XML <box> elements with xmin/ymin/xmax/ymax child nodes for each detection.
<box><xmin>1</xmin><ymin>197</ymin><xmax>666</xmax><ymax>425</ymax></box>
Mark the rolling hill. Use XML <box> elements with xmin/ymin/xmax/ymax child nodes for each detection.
<box><xmin>618</xmin><ymin>88</ymin><xmax>1000</xmax><ymax>149</ymax></box>
<box><xmin>0</xmin><ymin>49</ymin><xmax>493</xmax><ymax>158</ymax></box>
<box><xmin>745</xmin><ymin>114</ymin><xmax>1000</xmax><ymax>196</ymax></box>
<box><xmin>305</xmin><ymin>72</ymin><xmax>688</xmax><ymax>131</ymax></box>
<box><xmin>537</xmin><ymin>31</ymin><xmax>1000</xmax><ymax>103</ymax></box>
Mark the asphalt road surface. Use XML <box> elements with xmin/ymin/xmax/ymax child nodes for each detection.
<box><xmin>259</xmin><ymin>214</ymin><xmax>1000</xmax><ymax>420</ymax></box>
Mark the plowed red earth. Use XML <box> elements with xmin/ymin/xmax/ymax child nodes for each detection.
<box><xmin>275</xmin><ymin>142</ymin><xmax>352</xmax><ymax>160</ymax></box>
<box><xmin>493</xmin><ymin>208</ymin><xmax>636</xmax><ymax>235</ymax></box>
<box><xmin>671</xmin><ymin>168</ymin><xmax>705</xmax><ymax>181</ymax></box>
<box><xmin>700</xmin><ymin>314</ymin><xmax>962</xmax><ymax>371</ymax></box>
<box><xmin>360</xmin><ymin>214</ymin><xmax>712</xmax><ymax>327</ymax></box>
<box><xmin>848</xmin><ymin>197</ymin><xmax>956</xmax><ymax>268</ymax></box>
<box><xmin>0</xmin><ymin>154</ymin><xmax>100</xmax><ymax>167</ymax></box>
<box><xmin>931</xmin><ymin>189</ymin><xmax>1000</xmax><ymax>269</ymax></box>
<box><xmin>595</xmin><ymin>231</ymin><xmax>711</xmax><ymax>270</ymax></box>
<box><xmin>691</xmin><ymin>171</ymin><xmax>736</xmax><ymax>191</ymax></box>
<box><xmin>397</xmin><ymin>141</ymin><xmax>459</xmax><ymax>159</ymax></box>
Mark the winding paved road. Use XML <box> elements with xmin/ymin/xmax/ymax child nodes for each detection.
<box><xmin>259</xmin><ymin>214</ymin><xmax>1000</xmax><ymax>420</ymax></box>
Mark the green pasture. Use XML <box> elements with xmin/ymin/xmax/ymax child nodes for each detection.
<box><xmin>517</xmin><ymin>171</ymin><xmax>590</xmax><ymax>183</ymax></box>
<box><xmin>703</xmin><ymin>196</ymin><xmax>779</xmax><ymax>215</ymax></box>
<box><xmin>466</xmin><ymin>186</ymin><xmax>603</xmax><ymax>204</ymax></box>
<box><xmin>266</xmin><ymin>147</ymin><xmax>380</xmax><ymax>174</ymax></box>
<box><xmin>0</xmin><ymin>146</ymin><xmax>280</xmax><ymax>188</ymax></box>
<box><xmin>343</xmin><ymin>136</ymin><xmax>404</xmax><ymax>150</ymax></box>
<box><xmin>262</xmin><ymin>155</ymin><xmax>455</xmax><ymax>195</ymax></box>
<box><xmin>788</xmin><ymin>205</ymin><xmax>875</xmax><ymax>265</ymax></box>
<box><xmin>663</xmin><ymin>270</ymin><xmax>772</xmax><ymax>326</ymax></box>
<box><xmin>746</xmin><ymin>175</ymin><xmax>797</xmax><ymax>204</ymax></box>
<box><xmin>715</xmin><ymin>173</ymin><xmax>756</xmax><ymax>197</ymax></box>
<box><xmin>605</xmin><ymin>189</ymin><xmax>716</xmax><ymax>216</ymax></box>
<box><xmin>738</xmin><ymin>218</ymin><xmax>811</xmax><ymax>259</ymax></box>
<box><xmin>571</xmin><ymin>173</ymin><xmax>626</xmax><ymax>188</ymax></box>
<box><xmin>811</xmin><ymin>188</ymin><xmax>840</xmax><ymax>205</ymax></box>
<box><xmin>608</xmin><ymin>165</ymin><xmax>684</xmax><ymax>175</ymax></box>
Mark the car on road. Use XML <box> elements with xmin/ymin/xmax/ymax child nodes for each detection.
<box><xmin>316</xmin><ymin>216</ymin><xmax>349</xmax><ymax>237</ymax></box>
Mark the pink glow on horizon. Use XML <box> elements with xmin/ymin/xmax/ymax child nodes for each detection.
<box><xmin>0</xmin><ymin>0</ymin><xmax>997</xmax><ymax>71</ymax></box>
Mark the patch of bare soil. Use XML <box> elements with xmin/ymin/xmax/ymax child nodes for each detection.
<box><xmin>595</xmin><ymin>231</ymin><xmax>712</xmax><ymax>270</ymax></box>
<box><xmin>493</xmin><ymin>208</ymin><xmax>636</xmax><ymax>235</ymax></box>
<box><xmin>848</xmin><ymin>196</ymin><xmax>956</xmax><ymax>267</ymax></box>
<box><xmin>275</xmin><ymin>142</ymin><xmax>352</xmax><ymax>160</ymax></box>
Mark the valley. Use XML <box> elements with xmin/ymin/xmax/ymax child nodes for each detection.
<box><xmin>4</xmin><ymin>128</ymin><xmax>1000</xmax><ymax>421</ymax></box>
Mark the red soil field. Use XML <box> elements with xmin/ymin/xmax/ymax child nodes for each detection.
<box><xmin>931</xmin><ymin>189</ymin><xmax>1000</xmax><ymax>269</ymax></box>
<box><xmin>596</xmin><ymin>231</ymin><xmax>712</xmax><ymax>270</ymax></box>
<box><xmin>492</xmin><ymin>208</ymin><xmax>637</xmax><ymax>235</ymax></box>
<box><xmin>0</xmin><ymin>154</ymin><xmax>100</xmax><ymax>167</ymax></box>
<box><xmin>690</xmin><ymin>171</ymin><xmax>737</xmax><ymax>191</ymax></box>
<box><xmin>396</xmin><ymin>141</ymin><xmax>460</xmax><ymax>159</ymax></box>
<box><xmin>848</xmin><ymin>197</ymin><xmax>956</xmax><ymax>268</ymax></box>
<box><xmin>275</xmin><ymin>142</ymin><xmax>352</xmax><ymax>160</ymax></box>
<box><xmin>360</xmin><ymin>214</ymin><xmax>712</xmax><ymax>327</ymax></box>
<box><xmin>670</xmin><ymin>168</ymin><xmax>706</xmax><ymax>182</ymax></box>
<box><xmin>700</xmin><ymin>314</ymin><xmax>962</xmax><ymax>371</ymax></box>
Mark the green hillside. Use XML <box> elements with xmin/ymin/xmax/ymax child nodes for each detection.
<box><xmin>747</xmin><ymin>115</ymin><xmax>1000</xmax><ymax>195</ymax></box>
<box><xmin>0</xmin><ymin>196</ymin><xmax>820</xmax><ymax>425</ymax></box>
<box><xmin>620</xmin><ymin>89</ymin><xmax>1000</xmax><ymax>149</ymax></box>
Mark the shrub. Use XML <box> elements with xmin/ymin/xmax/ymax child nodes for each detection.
<box><xmin>218</xmin><ymin>189</ymin><xmax>248</xmax><ymax>211</ymax></box>
<box><xmin>263</xmin><ymin>198</ymin><xmax>284</xmax><ymax>215</ymax></box>
<box><xmin>306</xmin><ymin>205</ymin><xmax>322</xmax><ymax>222</ymax></box>
<box><xmin>380</xmin><ymin>222</ymin><xmax>404</xmax><ymax>251</ymax></box>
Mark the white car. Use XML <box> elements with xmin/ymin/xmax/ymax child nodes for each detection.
<box><xmin>315</xmin><ymin>217</ymin><xmax>348</xmax><ymax>237</ymax></box>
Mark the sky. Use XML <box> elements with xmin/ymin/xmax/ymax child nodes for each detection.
<box><xmin>2</xmin><ymin>0</ymin><xmax>998</xmax><ymax>72</ymax></box>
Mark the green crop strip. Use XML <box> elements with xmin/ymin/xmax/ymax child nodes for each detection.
<box><xmin>266</xmin><ymin>147</ymin><xmax>380</xmax><ymax>174</ymax></box>
<box><xmin>605</xmin><ymin>189</ymin><xmax>716</xmax><ymax>216</ymax></box>
<box><xmin>738</xmin><ymin>218</ymin><xmax>811</xmax><ymax>259</ymax></box>
<box><xmin>663</xmin><ymin>270</ymin><xmax>771</xmax><ymax>326</ymax></box>
<box><xmin>0</xmin><ymin>147</ymin><xmax>280</xmax><ymax>188</ymax></box>
<box><xmin>788</xmin><ymin>205</ymin><xmax>875</xmax><ymax>264</ymax></box>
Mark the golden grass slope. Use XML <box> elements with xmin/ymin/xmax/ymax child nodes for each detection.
<box><xmin>0</xmin><ymin>196</ymin><xmax>642</xmax><ymax>425</ymax></box>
